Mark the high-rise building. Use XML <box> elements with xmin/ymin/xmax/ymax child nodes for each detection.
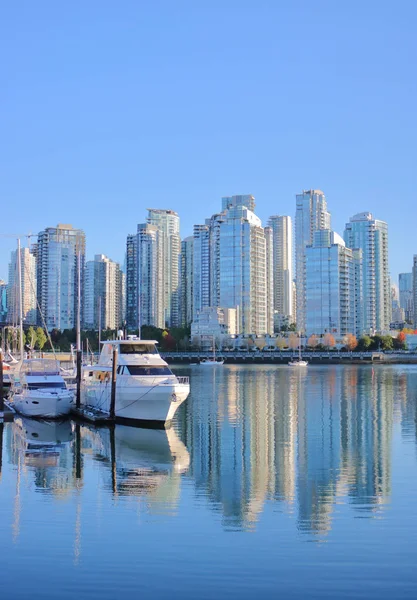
<box><xmin>295</xmin><ymin>190</ymin><xmax>331</xmax><ymax>332</ymax></box>
<box><xmin>413</xmin><ymin>257</ymin><xmax>417</xmax><ymax>328</ymax></box>
<box><xmin>268</xmin><ymin>215</ymin><xmax>293</xmax><ymax>321</ymax></box>
<box><xmin>36</xmin><ymin>224</ymin><xmax>86</xmax><ymax>331</ymax></box>
<box><xmin>0</xmin><ymin>280</ymin><xmax>7</xmax><ymax>322</ymax></box>
<box><xmin>180</xmin><ymin>236</ymin><xmax>194</xmax><ymax>327</ymax></box>
<box><xmin>305</xmin><ymin>230</ymin><xmax>362</xmax><ymax>337</ymax></box>
<box><xmin>390</xmin><ymin>282</ymin><xmax>404</xmax><ymax>324</ymax></box>
<box><xmin>7</xmin><ymin>247</ymin><xmax>37</xmax><ymax>325</ymax></box>
<box><xmin>344</xmin><ymin>212</ymin><xmax>390</xmax><ymax>333</ymax></box>
<box><xmin>193</xmin><ymin>195</ymin><xmax>272</xmax><ymax>335</ymax></box>
<box><xmin>264</xmin><ymin>226</ymin><xmax>274</xmax><ymax>336</ymax></box>
<box><xmin>125</xmin><ymin>234</ymin><xmax>138</xmax><ymax>331</ymax></box>
<box><xmin>137</xmin><ymin>223</ymin><xmax>164</xmax><ymax>329</ymax></box>
<box><xmin>399</xmin><ymin>273</ymin><xmax>413</xmax><ymax>323</ymax></box>
<box><xmin>84</xmin><ymin>254</ymin><xmax>123</xmax><ymax>330</ymax></box>
<box><xmin>193</xmin><ymin>224</ymin><xmax>210</xmax><ymax>317</ymax></box>
<box><xmin>147</xmin><ymin>209</ymin><xmax>180</xmax><ymax>327</ymax></box>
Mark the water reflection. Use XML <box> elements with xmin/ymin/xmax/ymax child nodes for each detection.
<box><xmin>81</xmin><ymin>424</ymin><xmax>190</xmax><ymax>500</ymax></box>
<box><xmin>177</xmin><ymin>365</ymin><xmax>412</xmax><ymax>534</ymax></box>
<box><xmin>1</xmin><ymin>365</ymin><xmax>417</xmax><ymax>541</ymax></box>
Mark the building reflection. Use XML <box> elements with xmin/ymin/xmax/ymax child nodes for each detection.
<box><xmin>179</xmin><ymin>364</ymin><xmax>397</xmax><ymax>535</ymax></box>
<box><xmin>1</xmin><ymin>363</ymin><xmax>416</xmax><ymax>539</ymax></box>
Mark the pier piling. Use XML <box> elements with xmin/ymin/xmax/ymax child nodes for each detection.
<box><xmin>110</xmin><ymin>346</ymin><xmax>117</xmax><ymax>420</ymax></box>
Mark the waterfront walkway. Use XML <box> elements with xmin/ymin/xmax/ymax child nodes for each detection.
<box><xmin>160</xmin><ymin>350</ymin><xmax>417</xmax><ymax>364</ymax></box>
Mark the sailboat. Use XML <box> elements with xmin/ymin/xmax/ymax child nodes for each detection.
<box><xmin>200</xmin><ymin>336</ymin><xmax>224</xmax><ymax>366</ymax></box>
<box><xmin>288</xmin><ymin>332</ymin><xmax>308</xmax><ymax>367</ymax></box>
<box><xmin>9</xmin><ymin>238</ymin><xmax>74</xmax><ymax>418</ymax></box>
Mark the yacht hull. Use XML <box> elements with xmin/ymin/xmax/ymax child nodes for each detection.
<box><xmin>81</xmin><ymin>380</ymin><xmax>189</xmax><ymax>426</ymax></box>
<box><xmin>12</xmin><ymin>391</ymin><xmax>74</xmax><ymax>418</ymax></box>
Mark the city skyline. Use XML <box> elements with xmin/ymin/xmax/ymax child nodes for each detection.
<box><xmin>1</xmin><ymin>191</ymin><xmax>413</xmax><ymax>283</ymax></box>
<box><xmin>0</xmin><ymin>188</ymin><xmax>409</xmax><ymax>336</ymax></box>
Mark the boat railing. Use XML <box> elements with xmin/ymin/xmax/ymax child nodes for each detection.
<box><xmin>21</xmin><ymin>359</ymin><xmax>61</xmax><ymax>376</ymax></box>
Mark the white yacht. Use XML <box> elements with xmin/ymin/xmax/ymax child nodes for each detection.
<box><xmin>10</xmin><ymin>359</ymin><xmax>74</xmax><ymax>418</ymax></box>
<box><xmin>81</xmin><ymin>339</ymin><xmax>190</xmax><ymax>426</ymax></box>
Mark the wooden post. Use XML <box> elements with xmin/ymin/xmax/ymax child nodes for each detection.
<box><xmin>0</xmin><ymin>422</ymin><xmax>3</xmax><ymax>476</ymax></box>
<box><xmin>76</xmin><ymin>350</ymin><xmax>82</xmax><ymax>409</ymax></box>
<box><xmin>110</xmin><ymin>346</ymin><xmax>117</xmax><ymax>420</ymax></box>
<box><xmin>110</xmin><ymin>425</ymin><xmax>117</xmax><ymax>494</ymax></box>
<box><xmin>0</xmin><ymin>348</ymin><xmax>3</xmax><ymax>413</ymax></box>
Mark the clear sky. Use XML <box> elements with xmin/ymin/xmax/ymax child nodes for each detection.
<box><xmin>1</xmin><ymin>0</ymin><xmax>416</xmax><ymax>280</ymax></box>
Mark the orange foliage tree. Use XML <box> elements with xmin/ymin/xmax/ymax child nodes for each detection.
<box><xmin>397</xmin><ymin>331</ymin><xmax>406</xmax><ymax>344</ymax></box>
<box><xmin>275</xmin><ymin>336</ymin><xmax>286</xmax><ymax>350</ymax></box>
<box><xmin>323</xmin><ymin>333</ymin><xmax>336</xmax><ymax>349</ymax></box>
<box><xmin>345</xmin><ymin>333</ymin><xmax>358</xmax><ymax>351</ymax></box>
<box><xmin>307</xmin><ymin>334</ymin><xmax>319</xmax><ymax>349</ymax></box>
<box><xmin>288</xmin><ymin>333</ymin><xmax>299</xmax><ymax>350</ymax></box>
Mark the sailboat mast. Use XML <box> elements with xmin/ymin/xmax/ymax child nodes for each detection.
<box><xmin>76</xmin><ymin>250</ymin><xmax>82</xmax><ymax>408</ymax></box>
<box><xmin>17</xmin><ymin>238</ymin><xmax>24</xmax><ymax>360</ymax></box>
<box><xmin>76</xmin><ymin>251</ymin><xmax>81</xmax><ymax>352</ymax></box>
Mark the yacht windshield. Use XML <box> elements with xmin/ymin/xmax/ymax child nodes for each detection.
<box><xmin>126</xmin><ymin>366</ymin><xmax>173</xmax><ymax>376</ymax></box>
<box><xmin>27</xmin><ymin>382</ymin><xmax>67</xmax><ymax>389</ymax></box>
<box><xmin>119</xmin><ymin>344</ymin><xmax>158</xmax><ymax>355</ymax></box>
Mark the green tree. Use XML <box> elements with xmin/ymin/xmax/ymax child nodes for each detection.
<box><xmin>357</xmin><ymin>335</ymin><xmax>372</xmax><ymax>351</ymax></box>
<box><xmin>27</xmin><ymin>326</ymin><xmax>37</xmax><ymax>349</ymax></box>
<box><xmin>36</xmin><ymin>327</ymin><xmax>47</xmax><ymax>350</ymax></box>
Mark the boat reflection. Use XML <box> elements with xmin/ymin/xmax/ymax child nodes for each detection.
<box><xmin>14</xmin><ymin>417</ymin><xmax>73</xmax><ymax>468</ymax></box>
<box><xmin>81</xmin><ymin>424</ymin><xmax>190</xmax><ymax>500</ymax></box>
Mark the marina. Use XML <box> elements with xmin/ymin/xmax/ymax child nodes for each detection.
<box><xmin>1</xmin><ymin>363</ymin><xmax>417</xmax><ymax>599</ymax></box>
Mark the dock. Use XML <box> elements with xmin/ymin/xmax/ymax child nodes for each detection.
<box><xmin>71</xmin><ymin>406</ymin><xmax>114</xmax><ymax>424</ymax></box>
<box><xmin>0</xmin><ymin>402</ymin><xmax>15</xmax><ymax>422</ymax></box>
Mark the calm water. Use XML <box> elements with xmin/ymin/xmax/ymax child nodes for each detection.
<box><xmin>1</xmin><ymin>364</ymin><xmax>417</xmax><ymax>599</ymax></box>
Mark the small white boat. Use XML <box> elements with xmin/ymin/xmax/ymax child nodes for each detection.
<box><xmin>200</xmin><ymin>359</ymin><xmax>224</xmax><ymax>366</ymax></box>
<box><xmin>10</xmin><ymin>359</ymin><xmax>74</xmax><ymax>418</ymax></box>
<box><xmin>288</xmin><ymin>332</ymin><xmax>308</xmax><ymax>367</ymax></box>
<box><xmin>200</xmin><ymin>336</ymin><xmax>224</xmax><ymax>366</ymax></box>
<box><xmin>288</xmin><ymin>360</ymin><xmax>309</xmax><ymax>367</ymax></box>
<box><xmin>81</xmin><ymin>338</ymin><xmax>190</xmax><ymax>427</ymax></box>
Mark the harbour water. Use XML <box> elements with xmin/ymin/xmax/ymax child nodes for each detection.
<box><xmin>1</xmin><ymin>364</ymin><xmax>417</xmax><ymax>599</ymax></box>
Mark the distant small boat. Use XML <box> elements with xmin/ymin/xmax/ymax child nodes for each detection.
<box><xmin>288</xmin><ymin>360</ymin><xmax>308</xmax><ymax>367</ymax></box>
<box><xmin>200</xmin><ymin>359</ymin><xmax>224</xmax><ymax>366</ymax></box>
<box><xmin>288</xmin><ymin>332</ymin><xmax>308</xmax><ymax>368</ymax></box>
<box><xmin>200</xmin><ymin>336</ymin><xmax>224</xmax><ymax>366</ymax></box>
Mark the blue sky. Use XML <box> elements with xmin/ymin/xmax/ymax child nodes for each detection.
<box><xmin>1</xmin><ymin>0</ymin><xmax>416</xmax><ymax>280</ymax></box>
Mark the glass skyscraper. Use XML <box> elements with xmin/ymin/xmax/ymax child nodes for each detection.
<box><xmin>147</xmin><ymin>209</ymin><xmax>180</xmax><ymax>327</ymax></box>
<box><xmin>36</xmin><ymin>224</ymin><xmax>85</xmax><ymax>331</ymax></box>
<box><xmin>295</xmin><ymin>190</ymin><xmax>331</xmax><ymax>333</ymax></box>
<box><xmin>7</xmin><ymin>247</ymin><xmax>37</xmax><ymax>326</ymax></box>
<box><xmin>267</xmin><ymin>215</ymin><xmax>293</xmax><ymax>322</ymax></box>
<box><xmin>126</xmin><ymin>210</ymin><xmax>180</xmax><ymax>332</ymax></box>
<box><xmin>180</xmin><ymin>236</ymin><xmax>194</xmax><ymax>327</ymax></box>
<box><xmin>399</xmin><ymin>272</ymin><xmax>413</xmax><ymax>323</ymax></box>
<box><xmin>344</xmin><ymin>212</ymin><xmax>390</xmax><ymax>333</ymax></box>
<box><xmin>193</xmin><ymin>195</ymin><xmax>272</xmax><ymax>335</ymax></box>
<box><xmin>84</xmin><ymin>254</ymin><xmax>123</xmax><ymax>330</ymax></box>
<box><xmin>305</xmin><ymin>230</ymin><xmax>362</xmax><ymax>337</ymax></box>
